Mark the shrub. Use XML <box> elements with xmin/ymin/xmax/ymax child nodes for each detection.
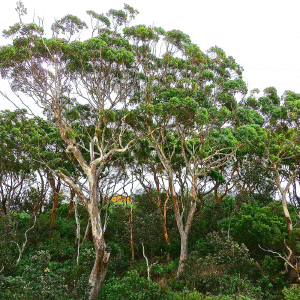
<box><xmin>282</xmin><ymin>285</ymin><xmax>300</xmax><ymax>300</ymax></box>
<box><xmin>219</xmin><ymin>202</ymin><xmax>286</xmax><ymax>253</ymax></box>
<box><xmin>182</xmin><ymin>232</ymin><xmax>262</xmax><ymax>298</ymax></box>
<box><xmin>98</xmin><ymin>270</ymin><xmax>168</xmax><ymax>300</ymax></box>
<box><xmin>171</xmin><ymin>290</ymin><xmax>255</xmax><ymax>299</ymax></box>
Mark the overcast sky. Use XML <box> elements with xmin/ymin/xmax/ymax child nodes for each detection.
<box><xmin>1</xmin><ymin>0</ymin><xmax>299</xmax><ymax>111</ymax></box>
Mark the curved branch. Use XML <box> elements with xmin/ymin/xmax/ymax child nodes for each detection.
<box><xmin>56</xmin><ymin>170</ymin><xmax>89</xmax><ymax>206</ymax></box>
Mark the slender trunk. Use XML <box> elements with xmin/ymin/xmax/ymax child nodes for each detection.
<box><xmin>32</xmin><ymin>170</ymin><xmax>45</xmax><ymax>217</ymax></box>
<box><xmin>281</xmin><ymin>192</ymin><xmax>293</xmax><ymax>233</ymax></box>
<box><xmin>88</xmin><ymin>174</ymin><xmax>110</xmax><ymax>300</ymax></box>
<box><xmin>67</xmin><ymin>189</ymin><xmax>75</xmax><ymax>223</ymax></box>
<box><xmin>272</xmin><ymin>163</ymin><xmax>300</xmax><ymax>233</ymax></box>
<box><xmin>128</xmin><ymin>207</ymin><xmax>135</xmax><ymax>264</ymax></box>
<box><xmin>74</xmin><ymin>200</ymin><xmax>80</xmax><ymax>265</ymax></box>
<box><xmin>149</xmin><ymin>189</ymin><xmax>170</xmax><ymax>260</ymax></box>
<box><xmin>49</xmin><ymin>177</ymin><xmax>61</xmax><ymax>226</ymax></box>
<box><xmin>163</xmin><ymin>196</ymin><xmax>170</xmax><ymax>261</ymax></box>
<box><xmin>163</xmin><ymin>195</ymin><xmax>170</xmax><ymax>245</ymax></box>
<box><xmin>82</xmin><ymin>218</ymin><xmax>93</xmax><ymax>243</ymax></box>
<box><xmin>273</xmin><ymin>166</ymin><xmax>293</xmax><ymax>233</ymax></box>
<box><xmin>271</xmin><ymin>164</ymin><xmax>300</xmax><ymax>281</ymax></box>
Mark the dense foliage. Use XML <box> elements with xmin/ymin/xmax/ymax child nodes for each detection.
<box><xmin>1</xmin><ymin>2</ymin><xmax>300</xmax><ymax>299</ymax></box>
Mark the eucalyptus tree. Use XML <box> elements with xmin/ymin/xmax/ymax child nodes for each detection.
<box><xmin>227</xmin><ymin>101</ymin><xmax>276</xmax><ymax>203</ymax></box>
<box><xmin>0</xmin><ymin>1</ymin><xmax>267</xmax><ymax>292</ymax></box>
<box><xmin>124</xmin><ymin>26</ymin><xmax>265</xmax><ymax>277</ymax></box>
<box><xmin>244</xmin><ymin>88</ymin><xmax>300</xmax><ymax>233</ymax></box>
<box><xmin>0</xmin><ymin>109</ymin><xmax>36</xmax><ymax>214</ymax></box>
<box><xmin>242</xmin><ymin>87</ymin><xmax>300</xmax><ymax>281</ymax></box>
<box><xmin>0</xmin><ymin>108</ymin><xmax>80</xmax><ymax>222</ymax></box>
<box><xmin>25</xmin><ymin>113</ymin><xmax>82</xmax><ymax>223</ymax></box>
<box><xmin>0</xmin><ymin>4</ymin><xmax>141</xmax><ymax>298</ymax></box>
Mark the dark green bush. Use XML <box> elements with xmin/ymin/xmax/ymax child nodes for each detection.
<box><xmin>98</xmin><ymin>270</ymin><xmax>168</xmax><ymax>300</ymax></box>
<box><xmin>182</xmin><ymin>232</ymin><xmax>263</xmax><ymax>298</ymax></box>
<box><xmin>219</xmin><ymin>201</ymin><xmax>287</xmax><ymax>253</ymax></box>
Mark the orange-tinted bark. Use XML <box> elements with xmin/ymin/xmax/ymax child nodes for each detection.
<box><xmin>128</xmin><ymin>208</ymin><xmax>135</xmax><ymax>264</ymax></box>
<box><xmin>49</xmin><ymin>176</ymin><xmax>61</xmax><ymax>226</ymax></box>
<box><xmin>67</xmin><ymin>189</ymin><xmax>75</xmax><ymax>223</ymax></box>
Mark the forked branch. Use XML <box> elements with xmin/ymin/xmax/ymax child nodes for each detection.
<box><xmin>259</xmin><ymin>241</ymin><xmax>300</xmax><ymax>280</ymax></box>
<box><xmin>12</xmin><ymin>214</ymin><xmax>37</xmax><ymax>266</ymax></box>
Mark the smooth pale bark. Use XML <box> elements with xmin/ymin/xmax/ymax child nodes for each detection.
<box><xmin>281</xmin><ymin>192</ymin><xmax>293</xmax><ymax>233</ymax></box>
<box><xmin>74</xmin><ymin>199</ymin><xmax>80</xmax><ymax>265</ymax></box>
<box><xmin>89</xmin><ymin>244</ymin><xmax>110</xmax><ymax>300</ymax></box>
<box><xmin>169</xmin><ymin>179</ymin><xmax>198</xmax><ymax>278</ymax></box>
<box><xmin>177</xmin><ymin>232</ymin><xmax>188</xmax><ymax>277</ymax></box>
<box><xmin>82</xmin><ymin>218</ymin><xmax>93</xmax><ymax>243</ymax></box>
<box><xmin>272</xmin><ymin>163</ymin><xmax>300</xmax><ymax>233</ymax></box>
<box><xmin>174</xmin><ymin>200</ymin><xmax>197</xmax><ymax>278</ymax></box>
<box><xmin>56</xmin><ymin>166</ymin><xmax>110</xmax><ymax>300</ymax></box>
<box><xmin>150</xmin><ymin>134</ymin><xmax>200</xmax><ymax>278</ymax></box>
<box><xmin>0</xmin><ymin>25</ymin><xmax>137</xmax><ymax>299</ymax></box>
<box><xmin>86</xmin><ymin>172</ymin><xmax>110</xmax><ymax>300</ymax></box>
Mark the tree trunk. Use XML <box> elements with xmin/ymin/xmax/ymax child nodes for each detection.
<box><xmin>67</xmin><ymin>189</ymin><xmax>75</xmax><ymax>223</ymax></box>
<box><xmin>49</xmin><ymin>176</ymin><xmax>61</xmax><ymax>226</ymax></box>
<box><xmin>32</xmin><ymin>170</ymin><xmax>45</xmax><ymax>217</ymax></box>
<box><xmin>128</xmin><ymin>207</ymin><xmax>135</xmax><ymax>264</ymax></box>
<box><xmin>56</xmin><ymin>165</ymin><xmax>110</xmax><ymax>299</ymax></box>
<box><xmin>87</xmin><ymin>174</ymin><xmax>110</xmax><ymax>300</ymax></box>
<box><xmin>82</xmin><ymin>218</ymin><xmax>93</xmax><ymax>243</ymax></box>
<box><xmin>281</xmin><ymin>192</ymin><xmax>293</xmax><ymax>233</ymax></box>
<box><xmin>173</xmin><ymin>191</ymin><xmax>197</xmax><ymax>279</ymax></box>
<box><xmin>163</xmin><ymin>196</ymin><xmax>170</xmax><ymax>261</ymax></box>
<box><xmin>176</xmin><ymin>232</ymin><xmax>188</xmax><ymax>278</ymax></box>
<box><xmin>89</xmin><ymin>243</ymin><xmax>111</xmax><ymax>300</ymax></box>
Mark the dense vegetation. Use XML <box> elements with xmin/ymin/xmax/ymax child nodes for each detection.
<box><xmin>1</xmin><ymin>192</ymin><xmax>300</xmax><ymax>299</ymax></box>
<box><xmin>1</xmin><ymin>2</ymin><xmax>300</xmax><ymax>299</ymax></box>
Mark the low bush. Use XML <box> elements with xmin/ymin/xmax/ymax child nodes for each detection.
<box><xmin>98</xmin><ymin>270</ymin><xmax>168</xmax><ymax>300</ymax></box>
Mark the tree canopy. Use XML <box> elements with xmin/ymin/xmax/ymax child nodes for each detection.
<box><xmin>1</xmin><ymin>2</ymin><xmax>300</xmax><ymax>299</ymax></box>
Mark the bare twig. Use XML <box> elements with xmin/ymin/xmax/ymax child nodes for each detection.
<box><xmin>74</xmin><ymin>199</ymin><xmax>80</xmax><ymax>265</ymax></box>
<box><xmin>259</xmin><ymin>242</ymin><xmax>300</xmax><ymax>279</ymax></box>
<box><xmin>141</xmin><ymin>242</ymin><xmax>157</xmax><ymax>280</ymax></box>
<box><xmin>12</xmin><ymin>214</ymin><xmax>37</xmax><ymax>266</ymax></box>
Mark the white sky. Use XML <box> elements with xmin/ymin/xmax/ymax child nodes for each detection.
<box><xmin>1</xmin><ymin>0</ymin><xmax>300</xmax><ymax>111</ymax></box>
